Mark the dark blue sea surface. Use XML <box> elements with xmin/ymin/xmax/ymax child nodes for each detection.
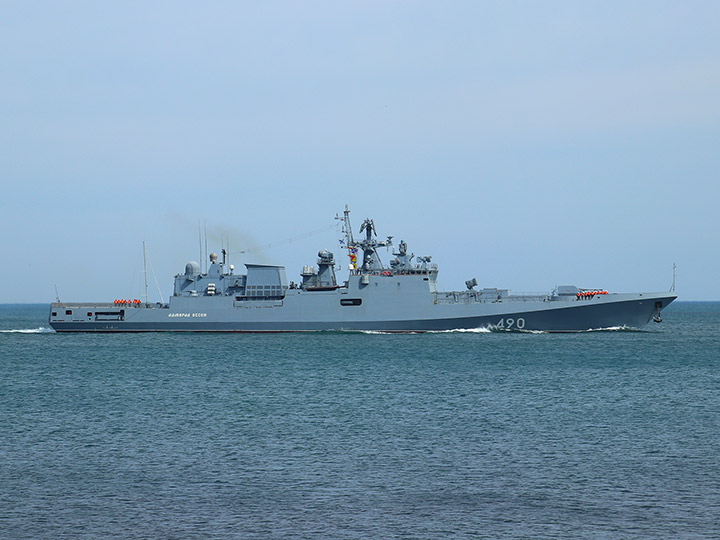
<box><xmin>1</xmin><ymin>302</ymin><xmax>719</xmax><ymax>539</ymax></box>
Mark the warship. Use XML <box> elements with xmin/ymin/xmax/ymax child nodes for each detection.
<box><xmin>49</xmin><ymin>206</ymin><xmax>676</xmax><ymax>333</ymax></box>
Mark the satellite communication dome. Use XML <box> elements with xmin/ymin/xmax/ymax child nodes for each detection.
<box><xmin>185</xmin><ymin>261</ymin><xmax>201</xmax><ymax>277</ymax></box>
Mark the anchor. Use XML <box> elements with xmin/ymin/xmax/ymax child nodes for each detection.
<box><xmin>652</xmin><ymin>301</ymin><xmax>663</xmax><ymax>323</ymax></box>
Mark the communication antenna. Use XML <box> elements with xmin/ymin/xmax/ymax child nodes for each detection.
<box><xmin>145</xmin><ymin>247</ymin><xmax>165</xmax><ymax>304</ymax></box>
<box><xmin>198</xmin><ymin>221</ymin><xmax>203</xmax><ymax>274</ymax></box>
<box><xmin>143</xmin><ymin>241</ymin><xmax>149</xmax><ymax>304</ymax></box>
<box><xmin>670</xmin><ymin>263</ymin><xmax>677</xmax><ymax>293</ymax></box>
<box><xmin>54</xmin><ymin>284</ymin><xmax>61</xmax><ymax>303</ymax></box>
<box><xmin>337</xmin><ymin>203</ymin><xmax>355</xmax><ymax>245</ymax></box>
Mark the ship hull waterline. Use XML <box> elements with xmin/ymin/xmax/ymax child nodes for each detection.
<box><xmin>49</xmin><ymin>293</ymin><xmax>677</xmax><ymax>333</ymax></box>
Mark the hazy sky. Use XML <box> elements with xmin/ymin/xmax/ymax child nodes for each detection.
<box><xmin>2</xmin><ymin>1</ymin><xmax>719</xmax><ymax>303</ymax></box>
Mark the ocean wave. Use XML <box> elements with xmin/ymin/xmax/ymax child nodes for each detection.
<box><xmin>0</xmin><ymin>327</ymin><xmax>55</xmax><ymax>334</ymax></box>
<box><xmin>582</xmin><ymin>325</ymin><xmax>644</xmax><ymax>333</ymax></box>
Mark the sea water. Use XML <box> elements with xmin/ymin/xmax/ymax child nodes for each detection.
<box><xmin>1</xmin><ymin>303</ymin><xmax>719</xmax><ymax>539</ymax></box>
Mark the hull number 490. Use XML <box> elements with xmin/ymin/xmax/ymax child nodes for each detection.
<box><xmin>496</xmin><ymin>317</ymin><xmax>525</xmax><ymax>329</ymax></box>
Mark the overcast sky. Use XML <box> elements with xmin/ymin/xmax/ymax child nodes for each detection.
<box><xmin>2</xmin><ymin>1</ymin><xmax>718</xmax><ymax>303</ymax></box>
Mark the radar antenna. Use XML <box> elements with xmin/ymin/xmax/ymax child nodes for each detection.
<box><xmin>339</xmin><ymin>206</ymin><xmax>392</xmax><ymax>273</ymax></box>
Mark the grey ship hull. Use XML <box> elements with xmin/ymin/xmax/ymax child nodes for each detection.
<box><xmin>48</xmin><ymin>207</ymin><xmax>677</xmax><ymax>333</ymax></box>
<box><xmin>49</xmin><ymin>280</ymin><xmax>676</xmax><ymax>333</ymax></box>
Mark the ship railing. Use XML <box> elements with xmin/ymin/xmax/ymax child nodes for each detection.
<box><xmin>349</xmin><ymin>264</ymin><xmax>438</xmax><ymax>277</ymax></box>
<box><xmin>432</xmin><ymin>292</ymin><xmax>550</xmax><ymax>304</ymax></box>
<box><xmin>509</xmin><ymin>292</ymin><xmax>552</xmax><ymax>300</ymax></box>
<box><xmin>51</xmin><ymin>302</ymin><xmax>119</xmax><ymax>308</ymax></box>
<box><xmin>50</xmin><ymin>301</ymin><xmax>169</xmax><ymax>309</ymax></box>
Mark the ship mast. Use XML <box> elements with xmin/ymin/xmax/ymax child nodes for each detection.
<box><xmin>337</xmin><ymin>205</ymin><xmax>391</xmax><ymax>273</ymax></box>
<box><xmin>339</xmin><ymin>204</ymin><xmax>355</xmax><ymax>246</ymax></box>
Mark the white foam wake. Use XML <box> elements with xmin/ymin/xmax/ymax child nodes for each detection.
<box><xmin>355</xmin><ymin>325</ymin><xmax>638</xmax><ymax>335</ymax></box>
<box><xmin>359</xmin><ymin>327</ymin><xmax>495</xmax><ymax>335</ymax></box>
<box><xmin>583</xmin><ymin>325</ymin><xmax>640</xmax><ymax>332</ymax></box>
<box><xmin>0</xmin><ymin>327</ymin><xmax>55</xmax><ymax>334</ymax></box>
<box><xmin>428</xmin><ymin>327</ymin><xmax>493</xmax><ymax>334</ymax></box>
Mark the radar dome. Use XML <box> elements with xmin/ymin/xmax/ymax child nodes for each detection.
<box><xmin>209</xmin><ymin>252</ymin><xmax>218</xmax><ymax>263</ymax></box>
<box><xmin>185</xmin><ymin>261</ymin><xmax>201</xmax><ymax>277</ymax></box>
